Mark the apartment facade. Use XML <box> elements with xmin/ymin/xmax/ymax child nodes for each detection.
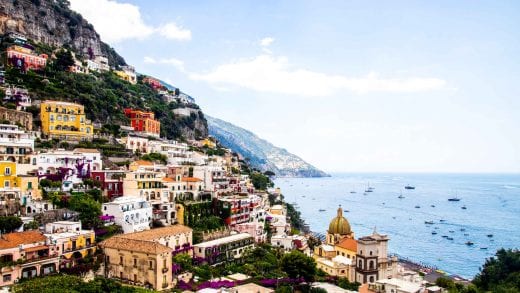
<box><xmin>40</xmin><ymin>101</ymin><xmax>93</xmax><ymax>140</ymax></box>
<box><xmin>124</xmin><ymin>109</ymin><xmax>160</xmax><ymax>137</ymax></box>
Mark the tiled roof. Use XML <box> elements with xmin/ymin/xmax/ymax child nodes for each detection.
<box><xmin>101</xmin><ymin>237</ymin><xmax>170</xmax><ymax>254</ymax></box>
<box><xmin>182</xmin><ymin>177</ymin><xmax>202</xmax><ymax>182</ymax></box>
<box><xmin>0</xmin><ymin>231</ymin><xmax>46</xmax><ymax>249</ymax></box>
<box><xmin>336</xmin><ymin>237</ymin><xmax>357</xmax><ymax>252</ymax></box>
<box><xmin>116</xmin><ymin>225</ymin><xmax>192</xmax><ymax>241</ymax></box>
<box><xmin>162</xmin><ymin>177</ymin><xmax>175</xmax><ymax>182</ymax></box>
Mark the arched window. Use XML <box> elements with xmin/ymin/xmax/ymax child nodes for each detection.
<box><xmin>369</xmin><ymin>260</ymin><xmax>375</xmax><ymax>269</ymax></box>
<box><xmin>369</xmin><ymin>276</ymin><xmax>374</xmax><ymax>283</ymax></box>
<box><xmin>370</xmin><ymin>250</ymin><xmax>373</xmax><ymax>256</ymax></box>
<box><xmin>358</xmin><ymin>259</ymin><xmax>362</xmax><ymax>268</ymax></box>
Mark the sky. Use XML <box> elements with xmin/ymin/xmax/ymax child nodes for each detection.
<box><xmin>69</xmin><ymin>0</ymin><xmax>520</xmax><ymax>173</ymax></box>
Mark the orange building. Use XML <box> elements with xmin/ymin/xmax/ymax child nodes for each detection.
<box><xmin>143</xmin><ymin>76</ymin><xmax>165</xmax><ymax>91</ymax></box>
<box><xmin>124</xmin><ymin>109</ymin><xmax>161</xmax><ymax>137</ymax></box>
<box><xmin>6</xmin><ymin>45</ymin><xmax>48</xmax><ymax>71</ymax></box>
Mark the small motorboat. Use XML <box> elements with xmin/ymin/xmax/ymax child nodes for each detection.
<box><xmin>318</xmin><ymin>209</ymin><xmax>326</xmax><ymax>212</ymax></box>
<box><xmin>460</xmin><ymin>228</ymin><xmax>466</xmax><ymax>231</ymax></box>
<box><xmin>449</xmin><ymin>230</ymin><xmax>455</xmax><ymax>233</ymax></box>
<box><xmin>461</xmin><ymin>205</ymin><xmax>467</xmax><ymax>210</ymax></box>
<box><xmin>405</xmin><ymin>185</ymin><xmax>415</xmax><ymax>190</ymax></box>
<box><xmin>415</xmin><ymin>205</ymin><xmax>421</xmax><ymax>209</ymax></box>
<box><xmin>425</xmin><ymin>221</ymin><xmax>434</xmax><ymax>225</ymax></box>
<box><xmin>343</xmin><ymin>209</ymin><xmax>350</xmax><ymax>213</ymax></box>
<box><xmin>487</xmin><ymin>234</ymin><xmax>494</xmax><ymax>238</ymax></box>
<box><xmin>447</xmin><ymin>237</ymin><xmax>454</xmax><ymax>240</ymax></box>
<box><xmin>431</xmin><ymin>205</ymin><xmax>436</xmax><ymax>207</ymax></box>
<box><xmin>480</xmin><ymin>247</ymin><xmax>488</xmax><ymax>250</ymax></box>
<box><xmin>432</xmin><ymin>231</ymin><xmax>438</xmax><ymax>235</ymax></box>
<box><xmin>465</xmin><ymin>241</ymin><xmax>474</xmax><ymax>246</ymax></box>
<box><xmin>442</xmin><ymin>235</ymin><xmax>449</xmax><ymax>238</ymax></box>
<box><xmin>440</xmin><ymin>219</ymin><xmax>446</xmax><ymax>222</ymax></box>
<box><xmin>398</xmin><ymin>192</ymin><xmax>405</xmax><ymax>199</ymax></box>
<box><xmin>448</xmin><ymin>197</ymin><xmax>461</xmax><ymax>202</ymax></box>
<box><xmin>464</xmin><ymin>233</ymin><xmax>469</xmax><ymax>236</ymax></box>
<box><xmin>350</xmin><ymin>191</ymin><xmax>356</xmax><ymax>194</ymax></box>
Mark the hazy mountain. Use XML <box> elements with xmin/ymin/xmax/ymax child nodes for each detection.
<box><xmin>207</xmin><ymin>116</ymin><xmax>328</xmax><ymax>177</ymax></box>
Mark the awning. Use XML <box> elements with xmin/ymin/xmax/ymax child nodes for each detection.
<box><xmin>24</xmin><ymin>245</ymin><xmax>49</xmax><ymax>253</ymax></box>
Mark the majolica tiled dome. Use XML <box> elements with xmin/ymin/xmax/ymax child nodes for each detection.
<box><xmin>328</xmin><ymin>206</ymin><xmax>352</xmax><ymax>235</ymax></box>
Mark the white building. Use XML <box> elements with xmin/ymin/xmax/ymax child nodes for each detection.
<box><xmin>27</xmin><ymin>148</ymin><xmax>102</xmax><ymax>191</ymax></box>
<box><xmin>101</xmin><ymin>196</ymin><xmax>152</xmax><ymax>233</ymax></box>
<box><xmin>370</xmin><ymin>278</ymin><xmax>425</xmax><ymax>293</ymax></box>
<box><xmin>4</xmin><ymin>87</ymin><xmax>31</xmax><ymax>110</ymax></box>
<box><xmin>355</xmin><ymin>230</ymin><xmax>398</xmax><ymax>284</ymax></box>
<box><xmin>193</xmin><ymin>233</ymin><xmax>254</xmax><ymax>265</ymax></box>
<box><xmin>148</xmin><ymin>140</ymin><xmax>193</xmax><ymax>165</ymax></box>
<box><xmin>86</xmin><ymin>56</ymin><xmax>109</xmax><ymax>72</ymax></box>
<box><xmin>0</xmin><ymin>124</ymin><xmax>34</xmax><ymax>164</ymax></box>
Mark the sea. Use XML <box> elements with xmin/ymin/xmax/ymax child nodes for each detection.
<box><xmin>274</xmin><ymin>173</ymin><xmax>520</xmax><ymax>279</ymax></box>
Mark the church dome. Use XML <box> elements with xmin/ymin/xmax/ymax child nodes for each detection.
<box><xmin>328</xmin><ymin>206</ymin><xmax>352</xmax><ymax>235</ymax></box>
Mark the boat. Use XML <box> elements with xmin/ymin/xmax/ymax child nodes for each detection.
<box><xmin>431</xmin><ymin>205</ymin><xmax>435</xmax><ymax>207</ymax></box>
<box><xmin>448</xmin><ymin>197</ymin><xmax>461</xmax><ymax>202</ymax></box>
<box><xmin>363</xmin><ymin>192</ymin><xmax>367</xmax><ymax>195</ymax></box>
<box><xmin>465</xmin><ymin>241</ymin><xmax>474</xmax><ymax>246</ymax></box>
<box><xmin>425</xmin><ymin>221</ymin><xmax>434</xmax><ymax>225</ymax></box>
<box><xmin>318</xmin><ymin>209</ymin><xmax>326</xmax><ymax>212</ymax></box>
<box><xmin>398</xmin><ymin>192</ymin><xmax>405</xmax><ymax>199</ymax></box>
<box><xmin>461</xmin><ymin>205</ymin><xmax>467</xmax><ymax>210</ymax></box>
<box><xmin>449</xmin><ymin>230</ymin><xmax>455</xmax><ymax>233</ymax></box>
<box><xmin>365</xmin><ymin>182</ymin><xmax>374</xmax><ymax>192</ymax></box>
<box><xmin>460</xmin><ymin>228</ymin><xmax>466</xmax><ymax>231</ymax></box>
<box><xmin>415</xmin><ymin>205</ymin><xmax>421</xmax><ymax>208</ymax></box>
<box><xmin>447</xmin><ymin>237</ymin><xmax>454</xmax><ymax>240</ymax></box>
<box><xmin>432</xmin><ymin>231</ymin><xmax>438</xmax><ymax>235</ymax></box>
<box><xmin>487</xmin><ymin>234</ymin><xmax>493</xmax><ymax>238</ymax></box>
<box><xmin>480</xmin><ymin>247</ymin><xmax>488</xmax><ymax>250</ymax></box>
<box><xmin>439</xmin><ymin>219</ymin><xmax>446</xmax><ymax>222</ymax></box>
<box><xmin>343</xmin><ymin>209</ymin><xmax>350</xmax><ymax>213</ymax></box>
<box><xmin>464</xmin><ymin>233</ymin><xmax>469</xmax><ymax>236</ymax></box>
<box><xmin>405</xmin><ymin>185</ymin><xmax>415</xmax><ymax>190</ymax></box>
<box><xmin>442</xmin><ymin>235</ymin><xmax>449</xmax><ymax>238</ymax></box>
<box><xmin>350</xmin><ymin>191</ymin><xmax>356</xmax><ymax>194</ymax></box>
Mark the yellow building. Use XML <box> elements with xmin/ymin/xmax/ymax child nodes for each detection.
<box><xmin>44</xmin><ymin>221</ymin><xmax>96</xmax><ymax>266</ymax></box>
<box><xmin>40</xmin><ymin>101</ymin><xmax>93</xmax><ymax>141</ymax></box>
<box><xmin>201</xmin><ymin>138</ymin><xmax>216</xmax><ymax>149</ymax></box>
<box><xmin>0</xmin><ymin>161</ymin><xmax>17</xmax><ymax>189</ymax></box>
<box><xmin>114</xmin><ymin>70</ymin><xmax>137</xmax><ymax>84</ymax></box>
<box><xmin>313</xmin><ymin>206</ymin><xmax>357</xmax><ymax>282</ymax></box>
<box><xmin>16</xmin><ymin>175</ymin><xmax>41</xmax><ymax>200</ymax></box>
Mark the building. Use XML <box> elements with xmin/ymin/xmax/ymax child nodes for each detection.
<box><xmin>44</xmin><ymin>221</ymin><xmax>96</xmax><ymax>268</ymax></box>
<box><xmin>314</xmin><ymin>206</ymin><xmax>357</xmax><ymax>282</ymax></box>
<box><xmin>369</xmin><ymin>278</ymin><xmax>424</xmax><ymax>293</ymax></box>
<box><xmin>101</xmin><ymin>236</ymin><xmax>173</xmax><ymax>291</ymax></box>
<box><xmin>86</xmin><ymin>56</ymin><xmax>109</xmax><ymax>72</ymax></box>
<box><xmin>142</xmin><ymin>76</ymin><xmax>164</xmax><ymax>91</ymax></box>
<box><xmin>124</xmin><ymin>108</ymin><xmax>161</xmax><ymax>137</ymax></box>
<box><xmin>193</xmin><ymin>233</ymin><xmax>254</xmax><ymax>265</ymax></box>
<box><xmin>355</xmin><ymin>229</ymin><xmax>398</xmax><ymax>284</ymax></box>
<box><xmin>0</xmin><ymin>231</ymin><xmax>60</xmax><ymax>286</ymax></box>
<box><xmin>101</xmin><ymin>196</ymin><xmax>152</xmax><ymax>233</ymax></box>
<box><xmin>40</xmin><ymin>101</ymin><xmax>94</xmax><ymax>140</ymax></box>
<box><xmin>111</xmin><ymin>225</ymin><xmax>193</xmax><ymax>255</ymax></box>
<box><xmin>31</xmin><ymin>148</ymin><xmax>102</xmax><ymax>191</ymax></box>
<box><xmin>6</xmin><ymin>45</ymin><xmax>48</xmax><ymax>71</ymax></box>
<box><xmin>0</xmin><ymin>124</ymin><xmax>34</xmax><ymax>164</ymax></box>
<box><xmin>0</xmin><ymin>106</ymin><xmax>33</xmax><ymax>130</ymax></box>
<box><xmin>3</xmin><ymin>87</ymin><xmax>31</xmax><ymax>110</ymax></box>
<box><xmin>91</xmin><ymin>170</ymin><xmax>126</xmax><ymax>199</ymax></box>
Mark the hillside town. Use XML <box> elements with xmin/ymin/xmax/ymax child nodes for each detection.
<box><xmin>0</xmin><ymin>1</ymin><xmax>516</xmax><ymax>291</ymax></box>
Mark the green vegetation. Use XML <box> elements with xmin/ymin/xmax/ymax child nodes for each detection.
<box><xmin>141</xmin><ymin>152</ymin><xmax>168</xmax><ymax>164</ymax></box>
<box><xmin>250</xmin><ymin>171</ymin><xmax>274</xmax><ymax>190</ymax></box>
<box><xmin>69</xmin><ymin>194</ymin><xmax>102</xmax><ymax>229</ymax></box>
<box><xmin>0</xmin><ymin>216</ymin><xmax>23</xmax><ymax>233</ymax></box>
<box><xmin>473</xmin><ymin>248</ymin><xmax>520</xmax><ymax>292</ymax></box>
<box><xmin>281</xmin><ymin>251</ymin><xmax>317</xmax><ymax>282</ymax></box>
<box><xmin>12</xmin><ymin>275</ymin><xmax>155</xmax><ymax>293</ymax></box>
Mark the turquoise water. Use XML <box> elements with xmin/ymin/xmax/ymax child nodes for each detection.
<box><xmin>274</xmin><ymin>173</ymin><xmax>520</xmax><ymax>279</ymax></box>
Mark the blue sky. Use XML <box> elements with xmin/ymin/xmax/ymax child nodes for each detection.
<box><xmin>70</xmin><ymin>0</ymin><xmax>520</xmax><ymax>173</ymax></box>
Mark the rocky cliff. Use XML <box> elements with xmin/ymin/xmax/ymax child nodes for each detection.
<box><xmin>0</xmin><ymin>0</ymin><xmax>125</xmax><ymax>66</ymax></box>
<box><xmin>207</xmin><ymin>116</ymin><xmax>328</xmax><ymax>177</ymax></box>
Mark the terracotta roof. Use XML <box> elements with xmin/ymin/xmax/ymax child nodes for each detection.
<box><xmin>24</xmin><ymin>245</ymin><xmax>49</xmax><ymax>253</ymax></box>
<box><xmin>162</xmin><ymin>177</ymin><xmax>175</xmax><ymax>182</ymax></box>
<box><xmin>101</xmin><ymin>237</ymin><xmax>170</xmax><ymax>254</ymax></box>
<box><xmin>181</xmin><ymin>177</ymin><xmax>202</xmax><ymax>182</ymax></box>
<box><xmin>336</xmin><ymin>237</ymin><xmax>357</xmax><ymax>252</ymax></box>
<box><xmin>0</xmin><ymin>231</ymin><xmax>46</xmax><ymax>249</ymax></box>
<box><xmin>116</xmin><ymin>225</ymin><xmax>192</xmax><ymax>241</ymax></box>
<box><xmin>133</xmin><ymin>160</ymin><xmax>154</xmax><ymax>166</ymax></box>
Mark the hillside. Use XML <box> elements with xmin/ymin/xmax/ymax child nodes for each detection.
<box><xmin>0</xmin><ymin>0</ymin><xmax>125</xmax><ymax>67</ymax></box>
<box><xmin>207</xmin><ymin>116</ymin><xmax>328</xmax><ymax>177</ymax></box>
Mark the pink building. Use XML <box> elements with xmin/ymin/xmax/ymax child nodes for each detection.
<box><xmin>235</xmin><ymin>222</ymin><xmax>267</xmax><ymax>243</ymax></box>
<box><xmin>0</xmin><ymin>231</ymin><xmax>59</xmax><ymax>286</ymax></box>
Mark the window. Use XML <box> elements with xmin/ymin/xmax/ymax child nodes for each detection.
<box><xmin>134</xmin><ymin>274</ymin><xmax>137</xmax><ymax>282</ymax></box>
<box><xmin>106</xmin><ymin>256</ymin><xmax>110</xmax><ymax>263</ymax></box>
<box><xmin>50</xmin><ymin>114</ymin><xmax>54</xmax><ymax>121</ymax></box>
<box><xmin>50</xmin><ymin>126</ymin><xmax>54</xmax><ymax>130</ymax></box>
<box><xmin>149</xmin><ymin>260</ymin><xmax>154</xmax><ymax>269</ymax></box>
<box><xmin>5</xmin><ymin>167</ymin><xmax>11</xmax><ymax>175</ymax></box>
<box><xmin>4</xmin><ymin>181</ymin><xmax>9</xmax><ymax>188</ymax></box>
<box><xmin>27</xmin><ymin>182</ymin><xmax>32</xmax><ymax>189</ymax></box>
<box><xmin>369</xmin><ymin>251</ymin><xmax>373</xmax><ymax>256</ymax></box>
<box><xmin>120</xmin><ymin>256</ymin><xmax>123</xmax><ymax>264</ymax></box>
<box><xmin>3</xmin><ymin>274</ymin><xmax>11</xmax><ymax>282</ymax></box>
<box><xmin>134</xmin><ymin>258</ymin><xmax>137</xmax><ymax>266</ymax></box>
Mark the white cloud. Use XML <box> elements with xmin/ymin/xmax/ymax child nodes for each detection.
<box><xmin>69</xmin><ymin>0</ymin><xmax>191</xmax><ymax>43</ymax></box>
<box><xmin>157</xmin><ymin>23</ymin><xmax>192</xmax><ymax>41</ymax></box>
<box><xmin>143</xmin><ymin>56</ymin><xmax>185</xmax><ymax>72</ymax></box>
<box><xmin>260</xmin><ymin>37</ymin><xmax>275</xmax><ymax>47</ymax></box>
<box><xmin>190</xmin><ymin>54</ymin><xmax>447</xmax><ymax>96</ymax></box>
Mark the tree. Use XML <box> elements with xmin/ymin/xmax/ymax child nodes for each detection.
<box><xmin>53</xmin><ymin>49</ymin><xmax>75</xmax><ymax>71</ymax></box>
<box><xmin>140</xmin><ymin>152</ymin><xmax>168</xmax><ymax>165</ymax></box>
<box><xmin>24</xmin><ymin>221</ymin><xmax>39</xmax><ymax>231</ymax></box>
<box><xmin>473</xmin><ymin>248</ymin><xmax>520</xmax><ymax>292</ymax></box>
<box><xmin>281</xmin><ymin>251</ymin><xmax>317</xmax><ymax>282</ymax></box>
<box><xmin>0</xmin><ymin>216</ymin><xmax>23</xmax><ymax>233</ymax></box>
<box><xmin>173</xmin><ymin>253</ymin><xmax>193</xmax><ymax>272</ymax></box>
<box><xmin>264</xmin><ymin>170</ymin><xmax>276</xmax><ymax>177</ymax></box>
<box><xmin>250</xmin><ymin>172</ymin><xmax>273</xmax><ymax>190</ymax></box>
<box><xmin>69</xmin><ymin>195</ymin><xmax>102</xmax><ymax>229</ymax></box>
